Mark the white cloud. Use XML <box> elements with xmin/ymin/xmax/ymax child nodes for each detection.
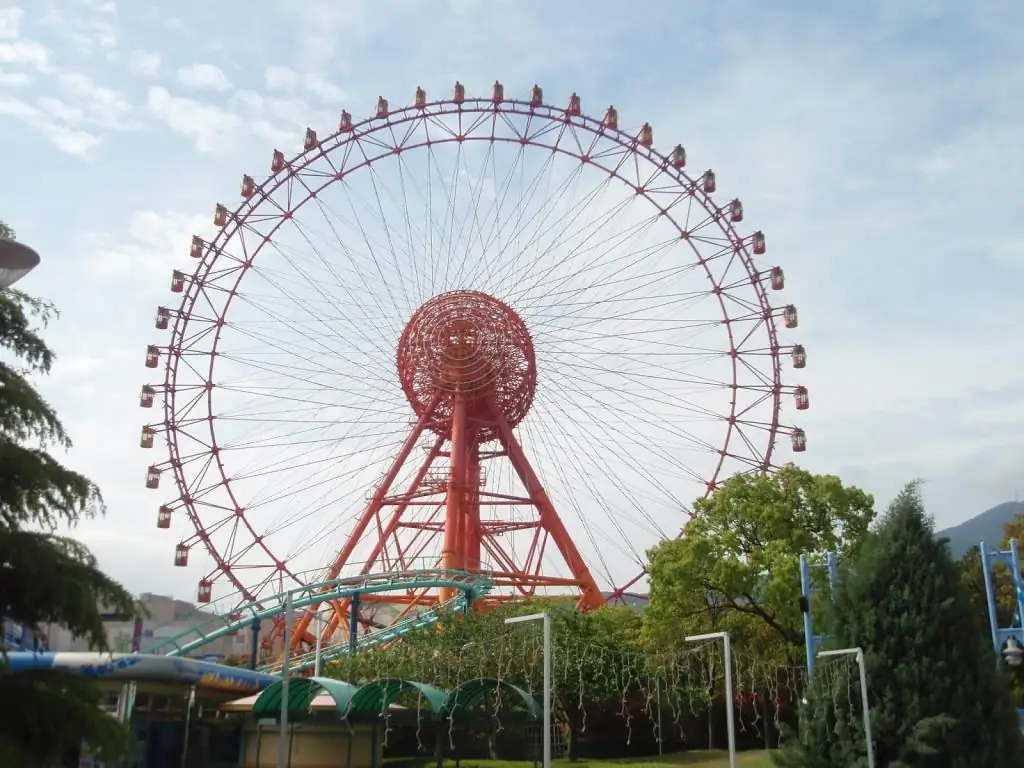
<box><xmin>77</xmin><ymin>0</ymin><xmax>117</xmax><ymax>12</ymax></box>
<box><xmin>56</xmin><ymin>71</ymin><xmax>134</xmax><ymax>129</ymax></box>
<box><xmin>264</xmin><ymin>65</ymin><xmax>299</xmax><ymax>91</ymax></box>
<box><xmin>66</xmin><ymin>18</ymin><xmax>118</xmax><ymax>55</ymax></box>
<box><xmin>0</xmin><ymin>39</ymin><xmax>52</xmax><ymax>71</ymax></box>
<box><xmin>0</xmin><ymin>70</ymin><xmax>29</xmax><ymax>86</ymax></box>
<box><xmin>127</xmin><ymin>49</ymin><xmax>160</xmax><ymax>76</ymax></box>
<box><xmin>84</xmin><ymin>210</ymin><xmax>212</xmax><ymax>278</ymax></box>
<box><xmin>147</xmin><ymin>86</ymin><xmax>242</xmax><ymax>152</ymax></box>
<box><xmin>176</xmin><ymin>63</ymin><xmax>232</xmax><ymax>92</ymax></box>
<box><xmin>0</xmin><ymin>93</ymin><xmax>101</xmax><ymax>156</ymax></box>
<box><xmin>0</xmin><ymin>7</ymin><xmax>24</xmax><ymax>39</ymax></box>
<box><xmin>303</xmin><ymin>72</ymin><xmax>347</xmax><ymax>102</ymax></box>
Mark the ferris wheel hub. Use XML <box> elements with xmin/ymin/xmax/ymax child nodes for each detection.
<box><xmin>397</xmin><ymin>290</ymin><xmax>536</xmax><ymax>437</ymax></box>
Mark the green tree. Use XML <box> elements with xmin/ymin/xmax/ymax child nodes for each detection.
<box><xmin>643</xmin><ymin>465</ymin><xmax>875</xmax><ymax>656</ymax></box>
<box><xmin>0</xmin><ymin>220</ymin><xmax>140</xmax><ymax>766</ymax></box>
<box><xmin>327</xmin><ymin>600</ymin><xmax>645</xmax><ymax>760</ymax></box>
<box><xmin>776</xmin><ymin>483</ymin><xmax>1023</xmax><ymax>767</ymax></box>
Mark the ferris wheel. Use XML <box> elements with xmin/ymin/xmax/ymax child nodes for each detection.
<box><xmin>139</xmin><ymin>80</ymin><xmax>808</xmax><ymax>654</ymax></box>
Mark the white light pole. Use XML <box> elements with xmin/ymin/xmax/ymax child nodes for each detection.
<box><xmin>505</xmin><ymin>613</ymin><xmax>551</xmax><ymax>768</ymax></box>
<box><xmin>0</xmin><ymin>239</ymin><xmax>41</xmax><ymax>290</ymax></box>
<box><xmin>817</xmin><ymin>647</ymin><xmax>874</xmax><ymax>768</ymax></box>
<box><xmin>685</xmin><ymin>632</ymin><xmax>736</xmax><ymax>768</ymax></box>
<box><xmin>278</xmin><ymin>590</ymin><xmax>293</xmax><ymax>768</ymax></box>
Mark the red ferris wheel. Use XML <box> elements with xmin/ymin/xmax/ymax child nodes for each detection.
<box><xmin>140</xmin><ymin>80</ymin><xmax>808</xmax><ymax>655</ymax></box>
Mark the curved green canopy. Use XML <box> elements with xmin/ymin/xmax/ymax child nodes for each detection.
<box><xmin>442</xmin><ymin>678</ymin><xmax>541</xmax><ymax>719</ymax></box>
<box><xmin>251</xmin><ymin>676</ymin><xmax>358</xmax><ymax>721</ymax></box>
<box><xmin>249</xmin><ymin>675</ymin><xmax>541</xmax><ymax>721</ymax></box>
<box><xmin>346</xmin><ymin>677</ymin><xmax>448</xmax><ymax>717</ymax></box>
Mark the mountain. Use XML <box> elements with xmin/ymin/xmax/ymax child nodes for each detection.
<box><xmin>937</xmin><ymin>501</ymin><xmax>1024</xmax><ymax>559</ymax></box>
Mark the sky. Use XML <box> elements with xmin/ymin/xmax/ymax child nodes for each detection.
<box><xmin>1</xmin><ymin>0</ymin><xmax>1023</xmax><ymax>607</ymax></box>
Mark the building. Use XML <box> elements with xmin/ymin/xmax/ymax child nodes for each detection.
<box><xmin>47</xmin><ymin>592</ymin><xmax>264</xmax><ymax>660</ymax></box>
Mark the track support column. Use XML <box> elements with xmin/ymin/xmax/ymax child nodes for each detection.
<box><xmin>249</xmin><ymin>617</ymin><xmax>261</xmax><ymax>670</ymax></box>
<box><xmin>348</xmin><ymin>593</ymin><xmax>361</xmax><ymax>656</ymax></box>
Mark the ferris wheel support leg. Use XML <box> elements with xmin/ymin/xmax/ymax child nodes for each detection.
<box><xmin>288</xmin><ymin>392</ymin><xmax>443</xmax><ymax>649</ymax></box>
<box><xmin>462</xmin><ymin>448</ymin><xmax>482</xmax><ymax>574</ymax></box>
<box><xmin>313</xmin><ymin>435</ymin><xmax>448</xmax><ymax>649</ymax></box>
<box><xmin>490</xmin><ymin>403</ymin><xmax>605</xmax><ymax>610</ymax></box>
<box><xmin>440</xmin><ymin>394</ymin><xmax>471</xmax><ymax>603</ymax></box>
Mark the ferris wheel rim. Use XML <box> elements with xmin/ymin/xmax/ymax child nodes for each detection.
<box><xmin>154</xmin><ymin>89</ymin><xmax>792</xmax><ymax>604</ymax></box>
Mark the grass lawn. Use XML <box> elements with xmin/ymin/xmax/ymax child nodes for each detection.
<box><xmin>432</xmin><ymin>752</ymin><xmax>774</xmax><ymax>768</ymax></box>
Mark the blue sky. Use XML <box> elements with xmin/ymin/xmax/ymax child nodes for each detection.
<box><xmin>1</xmin><ymin>0</ymin><xmax>1022</xmax><ymax>602</ymax></box>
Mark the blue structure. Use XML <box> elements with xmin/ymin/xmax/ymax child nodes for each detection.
<box><xmin>799</xmin><ymin>551</ymin><xmax>838</xmax><ymax>677</ymax></box>
<box><xmin>978</xmin><ymin>539</ymin><xmax>1024</xmax><ymax>727</ymax></box>
<box><xmin>4</xmin><ymin>651</ymin><xmax>278</xmax><ymax>694</ymax></box>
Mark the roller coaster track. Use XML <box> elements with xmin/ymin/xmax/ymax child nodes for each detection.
<box><xmin>147</xmin><ymin>569</ymin><xmax>493</xmax><ymax>672</ymax></box>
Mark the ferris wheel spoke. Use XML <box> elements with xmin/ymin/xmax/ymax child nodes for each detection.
<box><xmin>446</xmin><ymin>143</ymin><xmax>501</xmax><ymax>288</ymax></box>
<box><xmin>477</xmin><ymin>146</ymin><xmax>564</xmax><ymax>293</ymax></box>
<box><xmin>508</xmin><ymin>205</ymin><xmax>673</xmax><ymax>314</ymax></box>
<box><xmin>550</xmin><ymin>366</ymin><xmax>726</xmax><ymax>458</ymax></box>
<box><xmin>479</xmin><ymin>153</ymin><xmax>595</xmax><ymax>297</ymax></box>
<box><xmin>259</xmin><ymin>218</ymin><xmax>408</xmax><ymax>338</ymax></box>
<box><xmin>515</xmin><ymin>416</ymin><xmax>618</xmax><ymax>584</ymax></box>
<box><xmin>352</xmin><ymin>148</ymin><xmax>420</xmax><ymax>313</ymax></box>
<box><xmin>529</xmin><ymin>379</ymin><xmax>678</xmax><ymax>559</ymax></box>
<box><xmin>456</xmin><ymin>142</ymin><xmax>532</xmax><ymax>291</ymax></box>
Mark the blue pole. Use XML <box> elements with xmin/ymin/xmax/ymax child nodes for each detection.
<box><xmin>800</xmin><ymin>553</ymin><xmax>816</xmax><ymax>677</ymax></box>
<box><xmin>1009</xmin><ymin>539</ymin><xmax>1024</xmax><ymax>630</ymax></box>
<box><xmin>980</xmin><ymin>541</ymin><xmax>1002</xmax><ymax>653</ymax></box>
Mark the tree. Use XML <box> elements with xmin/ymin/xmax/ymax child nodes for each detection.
<box><xmin>775</xmin><ymin>483</ymin><xmax>1023</xmax><ymax>767</ymax></box>
<box><xmin>327</xmin><ymin>600</ymin><xmax>645</xmax><ymax>760</ymax></box>
<box><xmin>0</xmin><ymin>220</ymin><xmax>140</xmax><ymax>766</ymax></box>
<box><xmin>643</xmin><ymin>465</ymin><xmax>875</xmax><ymax>657</ymax></box>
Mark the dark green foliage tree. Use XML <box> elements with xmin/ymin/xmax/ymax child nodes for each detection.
<box><xmin>0</xmin><ymin>221</ymin><xmax>140</xmax><ymax>766</ymax></box>
<box><xmin>774</xmin><ymin>482</ymin><xmax>1023</xmax><ymax>767</ymax></box>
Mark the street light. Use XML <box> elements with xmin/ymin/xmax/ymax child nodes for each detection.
<box><xmin>0</xmin><ymin>239</ymin><xmax>41</xmax><ymax>290</ymax></box>
<box><xmin>817</xmin><ymin>647</ymin><xmax>875</xmax><ymax>768</ymax></box>
<box><xmin>684</xmin><ymin>632</ymin><xmax>736</xmax><ymax>768</ymax></box>
<box><xmin>505</xmin><ymin>613</ymin><xmax>551</xmax><ymax>768</ymax></box>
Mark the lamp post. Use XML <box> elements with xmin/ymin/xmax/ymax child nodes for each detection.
<box><xmin>817</xmin><ymin>647</ymin><xmax>875</xmax><ymax>768</ymax></box>
<box><xmin>505</xmin><ymin>613</ymin><xmax>551</xmax><ymax>768</ymax></box>
<box><xmin>684</xmin><ymin>632</ymin><xmax>736</xmax><ymax>768</ymax></box>
<box><xmin>0</xmin><ymin>239</ymin><xmax>41</xmax><ymax>290</ymax></box>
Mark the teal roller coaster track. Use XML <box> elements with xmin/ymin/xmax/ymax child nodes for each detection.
<box><xmin>147</xmin><ymin>569</ymin><xmax>493</xmax><ymax>673</ymax></box>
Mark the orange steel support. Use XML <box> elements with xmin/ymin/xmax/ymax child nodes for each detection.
<box><xmin>282</xmin><ymin>291</ymin><xmax>604</xmax><ymax>657</ymax></box>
